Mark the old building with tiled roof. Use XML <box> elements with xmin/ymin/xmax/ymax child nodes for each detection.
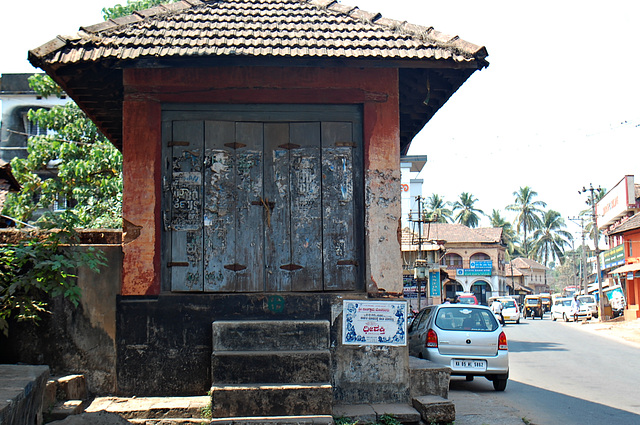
<box><xmin>506</xmin><ymin>257</ymin><xmax>549</xmax><ymax>294</ymax></box>
<box><xmin>28</xmin><ymin>0</ymin><xmax>490</xmax><ymax>408</ymax></box>
<box><xmin>402</xmin><ymin>223</ymin><xmax>507</xmax><ymax>305</ymax></box>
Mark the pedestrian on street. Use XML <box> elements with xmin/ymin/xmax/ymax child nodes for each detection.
<box><xmin>571</xmin><ymin>295</ymin><xmax>581</xmax><ymax>322</ymax></box>
<box><xmin>491</xmin><ymin>299</ymin><xmax>505</xmax><ymax>326</ymax></box>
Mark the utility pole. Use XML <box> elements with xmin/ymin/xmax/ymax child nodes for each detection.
<box><xmin>568</xmin><ymin>216</ymin><xmax>588</xmax><ymax>295</ymax></box>
<box><xmin>579</xmin><ymin>184</ymin><xmax>604</xmax><ymax>319</ymax></box>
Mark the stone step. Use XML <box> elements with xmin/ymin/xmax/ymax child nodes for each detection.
<box><xmin>210</xmin><ymin>383</ymin><xmax>333</xmax><ymax>417</ymax></box>
<box><xmin>411</xmin><ymin>395</ymin><xmax>455</xmax><ymax>424</ymax></box>
<box><xmin>84</xmin><ymin>396</ymin><xmax>210</xmax><ymax>419</ymax></box>
<box><xmin>45</xmin><ymin>400</ymin><xmax>85</xmax><ymax>422</ymax></box>
<box><xmin>212</xmin><ymin>350</ymin><xmax>331</xmax><ymax>384</ymax></box>
<box><xmin>212</xmin><ymin>320</ymin><xmax>330</xmax><ymax>352</ymax></box>
<box><xmin>333</xmin><ymin>403</ymin><xmax>420</xmax><ymax>425</ymax></box>
<box><xmin>208</xmin><ymin>416</ymin><xmax>334</xmax><ymax>425</ymax></box>
<box><xmin>408</xmin><ymin>356</ymin><xmax>451</xmax><ymax>399</ymax></box>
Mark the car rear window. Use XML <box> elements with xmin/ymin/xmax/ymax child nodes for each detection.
<box><xmin>501</xmin><ymin>300</ymin><xmax>515</xmax><ymax>308</ymax></box>
<box><xmin>458</xmin><ymin>297</ymin><xmax>475</xmax><ymax>304</ymax></box>
<box><xmin>525</xmin><ymin>299</ymin><xmax>538</xmax><ymax>305</ymax></box>
<box><xmin>579</xmin><ymin>296</ymin><xmax>595</xmax><ymax>304</ymax></box>
<box><xmin>435</xmin><ymin>307</ymin><xmax>498</xmax><ymax>332</ymax></box>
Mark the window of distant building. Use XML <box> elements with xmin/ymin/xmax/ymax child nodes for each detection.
<box><xmin>443</xmin><ymin>253</ymin><xmax>463</xmax><ymax>268</ymax></box>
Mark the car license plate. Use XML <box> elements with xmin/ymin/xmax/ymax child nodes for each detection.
<box><xmin>504</xmin><ymin>315</ymin><xmax>512</xmax><ymax>320</ymax></box>
<box><xmin>451</xmin><ymin>359</ymin><xmax>487</xmax><ymax>371</ymax></box>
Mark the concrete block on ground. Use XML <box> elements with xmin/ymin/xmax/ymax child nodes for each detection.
<box><xmin>211</xmin><ymin>384</ymin><xmax>332</xmax><ymax>417</ymax></box>
<box><xmin>212</xmin><ymin>320</ymin><xmax>330</xmax><ymax>351</ymax></box>
<box><xmin>56</xmin><ymin>375</ymin><xmax>87</xmax><ymax>400</ymax></box>
<box><xmin>44</xmin><ymin>379</ymin><xmax>58</xmax><ymax>410</ymax></box>
<box><xmin>332</xmin><ymin>404</ymin><xmax>376</xmax><ymax>424</ymax></box>
<box><xmin>85</xmin><ymin>396</ymin><xmax>210</xmax><ymax>419</ymax></box>
<box><xmin>208</xmin><ymin>416</ymin><xmax>334</xmax><ymax>425</ymax></box>
<box><xmin>411</xmin><ymin>396</ymin><xmax>455</xmax><ymax>424</ymax></box>
<box><xmin>0</xmin><ymin>364</ymin><xmax>49</xmax><ymax>425</ymax></box>
<box><xmin>212</xmin><ymin>350</ymin><xmax>331</xmax><ymax>384</ymax></box>
<box><xmin>371</xmin><ymin>404</ymin><xmax>420</xmax><ymax>424</ymax></box>
<box><xmin>47</xmin><ymin>400</ymin><xmax>84</xmax><ymax>421</ymax></box>
<box><xmin>408</xmin><ymin>356</ymin><xmax>451</xmax><ymax>399</ymax></box>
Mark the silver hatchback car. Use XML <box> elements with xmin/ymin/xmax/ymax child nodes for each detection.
<box><xmin>408</xmin><ymin>304</ymin><xmax>509</xmax><ymax>391</ymax></box>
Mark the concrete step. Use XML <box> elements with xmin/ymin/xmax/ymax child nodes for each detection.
<box><xmin>411</xmin><ymin>395</ymin><xmax>455</xmax><ymax>424</ymax></box>
<box><xmin>211</xmin><ymin>383</ymin><xmax>333</xmax><ymax>417</ymax></box>
<box><xmin>212</xmin><ymin>320</ymin><xmax>330</xmax><ymax>351</ymax></box>
<box><xmin>333</xmin><ymin>403</ymin><xmax>420</xmax><ymax>425</ymax></box>
<box><xmin>45</xmin><ymin>400</ymin><xmax>85</xmax><ymax>422</ymax></box>
<box><xmin>208</xmin><ymin>416</ymin><xmax>334</xmax><ymax>425</ymax></box>
<box><xmin>408</xmin><ymin>356</ymin><xmax>451</xmax><ymax>399</ymax></box>
<box><xmin>85</xmin><ymin>396</ymin><xmax>210</xmax><ymax>419</ymax></box>
<box><xmin>212</xmin><ymin>350</ymin><xmax>331</xmax><ymax>384</ymax></box>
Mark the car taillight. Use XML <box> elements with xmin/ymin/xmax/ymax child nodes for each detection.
<box><xmin>426</xmin><ymin>329</ymin><xmax>438</xmax><ymax>348</ymax></box>
<box><xmin>514</xmin><ymin>304</ymin><xmax>519</xmax><ymax>313</ymax></box>
<box><xmin>498</xmin><ymin>331</ymin><xmax>508</xmax><ymax>350</ymax></box>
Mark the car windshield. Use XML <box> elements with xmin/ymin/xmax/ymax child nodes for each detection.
<box><xmin>579</xmin><ymin>296</ymin><xmax>595</xmax><ymax>304</ymax></box>
<box><xmin>458</xmin><ymin>297</ymin><xmax>475</xmax><ymax>304</ymax></box>
<box><xmin>435</xmin><ymin>307</ymin><xmax>498</xmax><ymax>332</ymax></box>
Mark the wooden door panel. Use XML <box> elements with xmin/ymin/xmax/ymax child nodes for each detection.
<box><xmin>264</xmin><ymin>123</ymin><xmax>293</xmax><ymax>291</ymax></box>
<box><xmin>321</xmin><ymin>122</ymin><xmax>358</xmax><ymax>290</ymax></box>
<box><xmin>203</xmin><ymin>120</ymin><xmax>237</xmax><ymax>291</ymax></box>
<box><xmin>234</xmin><ymin>122</ymin><xmax>264</xmax><ymax>292</ymax></box>
<box><xmin>289</xmin><ymin>122</ymin><xmax>323</xmax><ymax>291</ymax></box>
<box><xmin>170</xmin><ymin>120</ymin><xmax>204</xmax><ymax>291</ymax></box>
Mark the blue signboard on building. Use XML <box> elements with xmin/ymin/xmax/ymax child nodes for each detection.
<box><xmin>429</xmin><ymin>270</ymin><xmax>441</xmax><ymax>297</ymax></box>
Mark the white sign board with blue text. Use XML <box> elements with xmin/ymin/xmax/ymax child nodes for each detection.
<box><xmin>342</xmin><ymin>300</ymin><xmax>407</xmax><ymax>346</ymax></box>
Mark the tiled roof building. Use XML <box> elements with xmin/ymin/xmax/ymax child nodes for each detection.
<box><xmin>29</xmin><ymin>0</ymin><xmax>488</xmax><ymax>153</ymax></box>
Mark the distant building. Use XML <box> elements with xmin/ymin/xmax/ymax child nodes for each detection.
<box><xmin>402</xmin><ymin>223</ymin><xmax>508</xmax><ymax>305</ymax></box>
<box><xmin>506</xmin><ymin>257</ymin><xmax>549</xmax><ymax>294</ymax></box>
<box><xmin>0</xmin><ymin>73</ymin><xmax>67</xmax><ymax>163</ymax></box>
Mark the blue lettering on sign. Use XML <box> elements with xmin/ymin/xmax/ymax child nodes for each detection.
<box><xmin>470</xmin><ymin>260</ymin><xmax>492</xmax><ymax>269</ymax></box>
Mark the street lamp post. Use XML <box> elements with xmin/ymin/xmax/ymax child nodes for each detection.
<box><xmin>580</xmin><ymin>184</ymin><xmax>604</xmax><ymax>320</ymax></box>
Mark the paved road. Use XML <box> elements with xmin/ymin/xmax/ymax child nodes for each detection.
<box><xmin>449</xmin><ymin>314</ymin><xmax>640</xmax><ymax>425</ymax></box>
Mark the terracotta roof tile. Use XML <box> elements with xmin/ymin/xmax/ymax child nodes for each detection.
<box><xmin>30</xmin><ymin>0</ymin><xmax>488</xmax><ymax>67</ymax></box>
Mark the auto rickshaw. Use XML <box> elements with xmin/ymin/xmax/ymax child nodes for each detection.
<box><xmin>523</xmin><ymin>295</ymin><xmax>544</xmax><ymax>319</ymax></box>
<box><xmin>540</xmin><ymin>294</ymin><xmax>551</xmax><ymax>313</ymax></box>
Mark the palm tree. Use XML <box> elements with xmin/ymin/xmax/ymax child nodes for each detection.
<box><xmin>531</xmin><ymin>210</ymin><xmax>573</xmax><ymax>267</ymax></box>
<box><xmin>580</xmin><ymin>187</ymin><xmax>607</xmax><ymax>243</ymax></box>
<box><xmin>452</xmin><ymin>192</ymin><xmax>485</xmax><ymax>228</ymax></box>
<box><xmin>489</xmin><ymin>209</ymin><xmax>518</xmax><ymax>254</ymax></box>
<box><xmin>424</xmin><ymin>194</ymin><xmax>452</xmax><ymax>223</ymax></box>
<box><xmin>506</xmin><ymin>186</ymin><xmax>547</xmax><ymax>257</ymax></box>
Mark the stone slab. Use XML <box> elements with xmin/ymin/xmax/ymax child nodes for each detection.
<box><xmin>209</xmin><ymin>415</ymin><xmax>334</xmax><ymax>425</ymax></box>
<box><xmin>371</xmin><ymin>404</ymin><xmax>420</xmax><ymax>424</ymax></box>
<box><xmin>85</xmin><ymin>396</ymin><xmax>210</xmax><ymax>419</ymax></box>
<box><xmin>212</xmin><ymin>320</ymin><xmax>330</xmax><ymax>351</ymax></box>
<box><xmin>408</xmin><ymin>356</ymin><xmax>451</xmax><ymax>399</ymax></box>
<box><xmin>211</xmin><ymin>384</ymin><xmax>332</xmax><ymax>417</ymax></box>
<box><xmin>332</xmin><ymin>404</ymin><xmax>376</xmax><ymax>424</ymax></box>
<box><xmin>212</xmin><ymin>350</ymin><xmax>331</xmax><ymax>384</ymax></box>
<box><xmin>412</xmin><ymin>396</ymin><xmax>455</xmax><ymax>424</ymax></box>
<box><xmin>57</xmin><ymin>375</ymin><xmax>87</xmax><ymax>400</ymax></box>
<box><xmin>48</xmin><ymin>400</ymin><xmax>84</xmax><ymax>421</ymax></box>
<box><xmin>0</xmin><ymin>364</ymin><xmax>50</xmax><ymax>425</ymax></box>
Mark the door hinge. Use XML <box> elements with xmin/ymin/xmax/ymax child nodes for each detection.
<box><xmin>337</xmin><ymin>260</ymin><xmax>358</xmax><ymax>266</ymax></box>
<box><xmin>167</xmin><ymin>262</ymin><xmax>189</xmax><ymax>267</ymax></box>
<box><xmin>168</xmin><ymin>141</ymin><xmax>190</xmax><ymax>147</ymax></box>
<box><xmin>280</xmin><ymin>264</ymin><xmax>304</xmax><ymax>271</ymax></box>
<box><xmin>224</xmin><ymin>263</ymin><xmax>247</xmax><ymax>271</ymax></box>
<box><xmin>224</xmin><ymin>142</ymin><xmax>247</xmax><ymax>149</ymax></box>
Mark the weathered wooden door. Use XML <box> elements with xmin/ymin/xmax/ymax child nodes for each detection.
<box><xmin>162</xmin><ymin>105</ymin><xmax>363</xmax><ymax>293</ymax></box>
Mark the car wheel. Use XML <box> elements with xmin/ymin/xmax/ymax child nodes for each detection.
<box><xmin>563</xmin><ymin>313</ymin><xmax>568</xmax><ymax>322</ymax></box>
<box><xmin>552</xmin><ymin>314</ymin><xmax>556</xmax><ymax>321</ymax></box>
<box><xmin>493</xmin><ymin>376</ymin><xmax>508</xmax><ymax>391</ymax></box>
<box><xmin>516</xmin><ymin>318</ymin><xmax>520</xmax><ymax>324</ymax></box>
<box><xmin>465</xmin><ymin>375</ymin><xmax>474</xmax><ymax>382</ymax></box>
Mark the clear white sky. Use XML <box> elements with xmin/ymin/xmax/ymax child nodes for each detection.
<box><xmin>2</xmin><ymin>0</ymin><xmax>639</xmax><ymax>238</ymax></box>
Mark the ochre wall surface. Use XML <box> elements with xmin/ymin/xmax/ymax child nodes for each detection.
<box><xmin>121</xmin><ymin>66</ymin><xmax>401</xmax><ymax>296</ymax></box>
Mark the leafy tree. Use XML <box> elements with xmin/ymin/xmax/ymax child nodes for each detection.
<box><xmin>424</xmin><ymin>194</ymin><xmax>452</xmax><ymax>223</ymax></box>
<box><xmin>489</xmin><ymin>209</ymin><xmax>520</xmax><ymax>259</ymax></box>
<box><xmin>506</xmin><ymin>186</ymin><xmax>547</xmax><ymax>257</ymax></box>
<box><xmin>579</xmin><ymin>187</ymin><xmax>607</xmax><ymax>244</ymax></box>
<box><xmin>0</xmin><ymin>213</ymin><xmax>105</xmax><ymax>336</ymax></box>
<box><xmin>452</xmin><ymin>192</ymin><xmax>485</xmax><ymax>228</ymax></box>
<box><xmin>102</xmin><ymin>0</ymin><xmax>178</xmax><ymax>19</ymax></box>
<box><xmin>2</xmin><ymin>75</ymin><xmax>122</xmax><ymax>228</ymax></box>
<box><xmin>531</xmin><ymin>210</ymin><xmax>573</xmax><ymax>267</ymax></box>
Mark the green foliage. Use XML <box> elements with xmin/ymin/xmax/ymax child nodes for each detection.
<box><xmin>102</xmin><ymin>0</ymin><xmax>178</xmax><ymax>19</ymax></box>
<box><xmin>333</xmin><ymin>415</ymin><xmax>404</xmax><ymax>425</ymax></box>
<box><xmin>2</xmin><ymin>75</ymin><xmax>122</xmax><ymax>229</ymax></box>
<box><xmin>0</xmin><ymin>214</ymin><xmax>106</xmax><ymax>336</ymax></box>
<box><xmin>452</xmin><ymin>192</ymin><xmax>485</xmax><ymax>228</ymax></box>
